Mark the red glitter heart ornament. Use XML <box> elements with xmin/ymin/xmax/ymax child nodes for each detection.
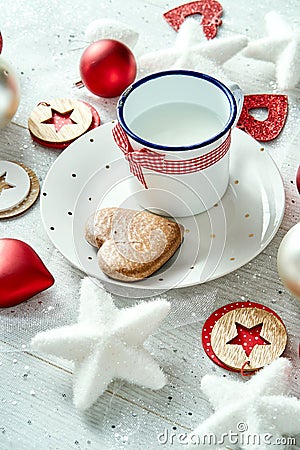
<box><xmin>163</xmin><ymin>0</ymin><xmax>223</xmax><ymax>40</ymax></box>
<box><xmin>0</xmin><ymin>239</ymin><xmax>55</xmax><ymax>308</ymax></box>
<box><xmin>237</xmin><ymin>94</ymin><xmax>288</xmax><ymax>142</ymax></box>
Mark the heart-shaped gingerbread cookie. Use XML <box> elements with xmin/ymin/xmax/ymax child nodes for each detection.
<box><xmin>85</xmin><ymin>208</ymin><xmax>184</xmax><ymax>281</ymax></box>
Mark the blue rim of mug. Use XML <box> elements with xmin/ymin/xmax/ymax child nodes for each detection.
<box><xmin>117</xmin><ymin>70</ymin><xmax>237</xmax><ymax>152</ymax></box>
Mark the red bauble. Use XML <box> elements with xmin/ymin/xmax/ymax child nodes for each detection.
<box><xmin>0</xmin><ymin>239</ymin><xmax>55</xmax><ymax>308</ymax></box>
<box><xmin>297</xmin><ymin>166</ymin><xmax>300</xmax><ymax>194</ymax></box>
<box><xmin>79</xmin><ymin>39</ymin><xmax>137</xmax><ymax>98</ymax></box>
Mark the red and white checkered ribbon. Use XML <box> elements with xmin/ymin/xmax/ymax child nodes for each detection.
<box><xmin>112</xmin><ymin>123</ymin><xmax>231</xmax><ymax>189</ymax></box>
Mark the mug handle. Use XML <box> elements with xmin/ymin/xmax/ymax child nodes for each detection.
<box><xmin>227</xmin><ymin>82</ymin><xmax>244</xmax><ymax>128</ymax></box>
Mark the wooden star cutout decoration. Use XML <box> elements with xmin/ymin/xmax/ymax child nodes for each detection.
<box><xmin>0</xmin><ymin>171</ymin><xmax>15</xmax><ymax>195</ymax></box>
<box><xmin>42</xmin><ymin>108</ymin><xmax>77</xmax><ymax>132</ymax></box>
<box><xmin>227</xmin><ymin>322</ymin><xmax>271</xmax><ymax>357</ymax></box>
<box><xmin>28</xmin><ymin>98</ymin><xmax>93</xmax><ymax>145</ymax></box>
<box><xmin>210</xmin><ymin>305</ymin><xmax>287</xmax><ymax>371</ymax></box>
<box><xmin>32</xmin><ymin>278</ymin><xmax>170</xmax><ymax>410</ymax></box>
<box><xmin>190</xmin><ymin>358</ymin><xmax>300</xmax><ymax>450</ymax></box>
<box><xmin>0</xmin><ymin>161</ymin><xmax>31</xmax><ymax>214</ymax></box>
<box><xmin>243</xmin><ymin>11</ymin><xmax>300</xmax><ymax>90</ymax></box>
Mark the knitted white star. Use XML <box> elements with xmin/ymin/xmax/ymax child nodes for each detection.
<box><xmin>139</xmin><ymin>18</ymin><xmax>248</xmax><ymax>84</ymax></box>
<box><xmin>190</xmin><ymin>358</ymin><xmax>300</xmax><ymax>449</ymax></box>
<box><xmin>243</xmin><ymin>11</ymin><xmax>300</xmax><ymax>90</ymax></box>
<box><xmin>31</xmin><ymin>278</ymin><xmax>170</xmax><ymax>411</ymax></box>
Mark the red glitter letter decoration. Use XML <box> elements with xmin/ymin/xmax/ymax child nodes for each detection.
<box><xmin>163</xmin><ymin>1</ymin><xmax>223</xmax><ymax>40</ymax></box>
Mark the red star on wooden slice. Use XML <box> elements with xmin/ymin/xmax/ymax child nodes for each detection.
<box><xmin>42</xmin><ymin>109</ymin><xmax>77</xmax><ymax>132</ymax></box>
<box><xmin>0</xmin><ymin>172</ymin><xmax>15</xmax><ymax>195</ymax></box>
<box><xmin>227</xmin><ymin>322</ymin><xmax>271</xmax><ymax>357</ymax></box>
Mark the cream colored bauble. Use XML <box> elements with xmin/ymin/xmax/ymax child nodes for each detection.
<box><xmin>0</xmin><ymin>56</ymin><xmax>20</xmax><ymax>128</ymax></box>
<box><xmin>277</xmin><ymin>222</ymin><xmax>300</xmax><ymax>299</ymax></box>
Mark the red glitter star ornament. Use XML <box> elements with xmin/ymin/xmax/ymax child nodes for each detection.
<box><xmin>227</xmin><ymin>322</ymin><xmax>271</xmax><ymax>357</ymax></box>
<box><xmin>163</xmin><ymin>0</ymin><xmax>223</xmax><ymax>40</ymax></box>
<box><xmin>237</xmin><ymin>94</ymin><xmax>288</xmax><ymax>142</ymax></box>
<box><xmin>42</xmin><ymin>108</ymin><xmax>77</xmax><ymax>133</ymax></box>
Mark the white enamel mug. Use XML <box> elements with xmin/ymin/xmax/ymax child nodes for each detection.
<box><xmin>116</xmin><ymin>70</ymin><xmax>243</xmax><ymax>217</ymax></box>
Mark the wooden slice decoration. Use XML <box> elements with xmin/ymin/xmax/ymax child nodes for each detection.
<box><xmin>29</xmin><ymin>101</ymin><xmax>100</xmax><ymax>150</ymax></box>
<box><xmin>28</xmin><ymin>98</ymin><xmax>93</xmax><ymax>144</ymax></box>
<box><xmin>210</xmin><ymin>306</ymin><xmax>287</xmax><ymax>371</ymax></box>
<box><xmin>0</xmin><ymin>161</ymin><xmax>30</xmax><ymax>212</ymax></box>
<box><xmin>0</xmin><ymin>161</ymin><xmax>40</xmax><ymax>219</ymax></box>
<box><xmin>202</xmin><ymin>301</ymin><xmax>286</xmax><ymax>372</ymax></box>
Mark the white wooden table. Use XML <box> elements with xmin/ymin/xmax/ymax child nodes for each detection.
<box><xmin>0</xmin><ymin>0</ymin><xmax>299</xmax><ymax>449</ymax></box>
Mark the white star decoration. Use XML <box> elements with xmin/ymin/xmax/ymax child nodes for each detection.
<box><xmin>190</xmin><ymin>358</ymin><xmax>300</xmax><ymax>449</ymax></box>
<box><xmin>31</xmin><ymin>278</ymin><xmax>170</xmax><ymax>411</ymax></box>
<box><xmin>139</xmin><ymin>18</ymin><xmax>248</xmax><ymax>84</ymax></box>
<box><xmin>243</xmin><ymin>11</ymin><xmax>300</xmax><ymax>90</ymax></box>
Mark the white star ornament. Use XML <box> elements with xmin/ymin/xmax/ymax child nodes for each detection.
<box><xmin>243</xmin><ymin>11</ymin><xmax>300</xmax><ymax>90</ymax></box>
<box><xmin>139</xmin><ymin>18</ymin><xmax>248</xmax><ymax>84</ymax></box>
<box><xmin>31</xmin><ymin>278</ymin><xmax>170</xmax><ymax>411</ymax></box>
<box><xmin>190</xmin><ymin>358</ymin><xmax>300</xmax><ymax>449</ymax></box>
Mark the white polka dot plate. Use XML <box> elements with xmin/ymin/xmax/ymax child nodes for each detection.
<box><xmin>41</xmin><ymin>122</ymin><xmax>284</xmax><ymax>292</ymax></box>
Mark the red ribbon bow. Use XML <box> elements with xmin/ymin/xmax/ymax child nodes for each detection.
<box><xmin>113</xmin><ymin>123</ymin><xmax>165</xmax><ymax>188</ymax></box>
<box><xmin>112</xmin><ymin>123</ymin><xmax>231</xmax><ymax>189</ymax></box>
